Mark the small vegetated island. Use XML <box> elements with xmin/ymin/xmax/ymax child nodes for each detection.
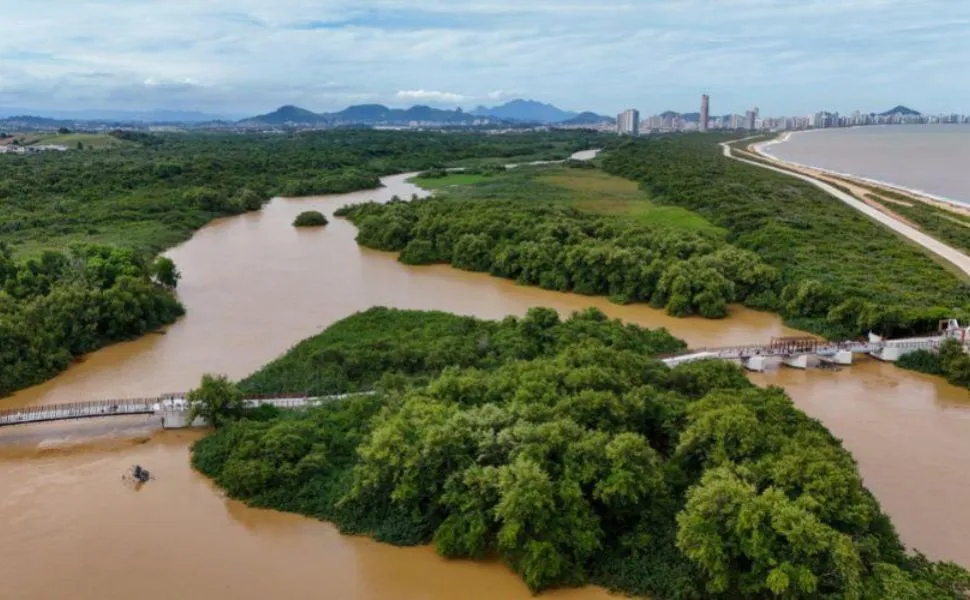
<box><xmin>293</xmin><ymin>211</ymin><xmax>329</xmax><ymax>227</ymax></box>
<box><xmin>192</xmin><ymin>307</ymin><xmax>970</xmax><ymax>599</ymax></box>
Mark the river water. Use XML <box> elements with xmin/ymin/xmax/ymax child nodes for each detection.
<box><xmin>2</xmin><ymin>156</ymin><xmax>970</xmax><ymax>599</ymax></box>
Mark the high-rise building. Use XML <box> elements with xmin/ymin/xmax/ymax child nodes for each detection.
<box><xmin>617</xmin><ymin>109</ymin><xmax>640</xmax><ymax>136</ymax></box>
<box><xmin>745</xmin><ymin>107</ymin><xmax>758</xmax><ymax>130</ymax></box>
<box><xmin>699</xmin><ymin>94</ymin><xmax>710</xmax><ymax>132</ymax></box>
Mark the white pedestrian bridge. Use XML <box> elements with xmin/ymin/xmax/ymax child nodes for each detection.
<box><xmin>0</xmin><ymin>393</ymin><xmax>365</xmax><ymax>430</ymax></box>
<box><xmin>661</xmin><ymin>320</ymin><xmax>970</xmax><ymax>372</ymax></box>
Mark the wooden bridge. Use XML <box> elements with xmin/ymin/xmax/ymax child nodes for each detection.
<box><xmin>0</xmin><ymin>393</ymin><xmax>355</xmax><ymax>429</ymax></box>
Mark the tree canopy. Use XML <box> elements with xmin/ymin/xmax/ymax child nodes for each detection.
<box><xmin>600</xmin><ymin>134</ymin><xmax>970</xmax><ymax>339</ymax></box>
<box><xmin>187</xmin><ymin>373</ymin><xmax>244</xmax><ymax>428</ymax></box>
<box><xmin>293</xmin><ymin>211</ymin><xmax>329</xmax><ymax>227</ymax></box>
<box><xmin>336</xmin><ymin>198</ymin><xmax>779</xmax><ymax>319</ymax></box>
<box><xmin>0</xmin><ymin>129</ymin><xmax>600</xmax><ymax>257</ymax></box>
<box><xmin>897</xmin><ymin>338</ymin><xmax>970</xmax><ymax>389</ymax></box>
<box><xmin>0</xmin><ymin>129</ymin><xmax>601</xmax><ymax>397</ymax></box>
<box><xmin>192</xmin><ymin>307</ymin><xmax>969</xmax><ymax>599</ymax></box>
<box><xmin>0</xmin><ymin>241</ymin><xmax>183</xmax><ymax>397</ymax></box>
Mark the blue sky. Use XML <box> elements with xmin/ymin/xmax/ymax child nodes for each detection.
<box><xmin>1</xmin><ymin>0</ymin><xmax>968</xmax><ymax>117</ymax></box>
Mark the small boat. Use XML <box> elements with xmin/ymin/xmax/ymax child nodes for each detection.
<box><xmin>123</xmin><ymin>464</ymin><xmax>153</xmax><ymax>485</ymax></box>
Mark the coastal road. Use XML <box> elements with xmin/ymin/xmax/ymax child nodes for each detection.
<box><xmin>721</xmin><ymin>142</ymin><xmax>970</xmax><ymax>279</ymax></box>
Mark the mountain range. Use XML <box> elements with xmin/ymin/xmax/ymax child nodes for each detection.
<box><xmin>1</xmin><ymin>102</ymin><xmax>928</xmax><ymax>129</ymax></box>
<box><xmin>241</xmin><ymin>99</ymin><xmax>613</xmax><ymax>127</ymax></box>
<box><xmin>471</xmin><ymin>99</ymin><xmax>577</xmax><ymax>123</ymax></box>
<box><xmin>0</xmin><ymin>108</ymin><xmax>237</xmax><ymax>123</ymax></box>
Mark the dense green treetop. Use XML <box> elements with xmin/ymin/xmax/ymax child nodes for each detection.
<box><xmin>0</xmin><ymin>241</ymin><xmax>183</xmax><ymax>397</ymax></box>
<box><xmin>293</xmin><ymin>211</ymin><xmax>329</xmax><ymax>227</ymax></box>
<box><xmin>237</xmin><ymin>306</ymin><xmax>685</xmax><ymax>397</ymax></box>
<box><xmin>0</xmin><ymin>129</ymin><xmax>600</xmax><ymax>397</ymax></box>
<box><xmin>336</xmin><ymin>197</ymin><xmax>779</xmax><ymax>319</ymax></box>
<box><xmin>0</xmin><ymin>129</ymin><xmax>601</xmax><ymax>256</ymax></box>
<box><xmin>600</xmin><ymin>134</ymin><xmax>970</xmax><ymax>338</ymax></box>
<box><xmin>187</xmin><ymin>373</ymin><xmax>245</xmax><ymax>428</ymax></box>
<box><xmin>897</xmin><ymin>338</ymin><xmax>970</xmax><ymax>390</ymax></box>
<box><xmin>193</xmin><ymin>307</ymin><xmax>969</xmax><ymax>599</ymax></box>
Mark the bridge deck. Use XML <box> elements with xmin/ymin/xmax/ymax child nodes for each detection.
<box><xmin>0</xmin><ymin>393</ymin><xmax>318</xmax><ymax>429</ymax></box>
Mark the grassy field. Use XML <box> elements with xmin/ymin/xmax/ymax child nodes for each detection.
<box><xmin>408</xmin><ymin>173</ymin><xmax>492</xmax><ymax>189</ymax></box>
<box><xmin>412</xmin><ymin>164</ymin><xmax>724</xmax><ymax>236</ymax></box>
<box><xmin>537</xmin><ymin>169</ymin><xmax>724</xmax><ymax>235</ymax></box>
<box><xmin>31</xmin><ymin>133</ymin><xmax>129</xmax><ymax>149</ymax></box>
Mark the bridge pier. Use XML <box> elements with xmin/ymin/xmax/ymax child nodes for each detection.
<box><xmin>782</xmin><ymin>354</ymin><xmax>810</xmax><ymax>369</ymax></box>
<box><xmin>745</xmin><ymin>356</ymin><xmax>769</xmax><ymax>372</ymax></box>
<box><xmin>830</xmin><ymin>350</ymin><xmax>853</xmax><ymax>365</ymax></box>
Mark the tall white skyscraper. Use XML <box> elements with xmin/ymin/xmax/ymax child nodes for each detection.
<box><xmin>745</xmin><ymin>107</ymin><xmax>759</xmax><ymax>130</ymax></box>
<box><xmin>700</xmin><ymin>94</ymin><xmax>710</xmax><ymax>132</ymax></box>
<box><xmin>617</xmin><ymin>109</ymin><xmax>640</xmax><ymax>136</ymax></box>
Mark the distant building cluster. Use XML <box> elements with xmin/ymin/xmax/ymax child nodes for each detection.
<box><xmin>0</xmin><ymin>144</ymin><xmax>68</xmax><ymax>154</ymax></box>
<box><xmin>616</xmin><ymin>94</ymin><xmax>970</xmax><ymax>135</ymax></box>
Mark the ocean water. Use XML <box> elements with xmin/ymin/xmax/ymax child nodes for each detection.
<box><xmin>763</xmin><ymin>125</ymin><xmax>970</xmax><ymax>205</ymax></box>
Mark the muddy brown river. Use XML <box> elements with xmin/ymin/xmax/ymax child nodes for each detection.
<box><xmin>2</xmin><ymin>161</ymin><xmax>969</xmax><ymax>599</ymax></box>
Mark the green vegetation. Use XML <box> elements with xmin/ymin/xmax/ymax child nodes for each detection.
<box><xmin>897</xmin><ymin>338</ymin><xmax>970</xmax><ymax>389</ymax></box>
<box><xmin>410</xmin><ymin>173</ymin><xmax>493</xmax><ymax>189</ymax></box>
<box><xmin>412</xmin><ymin>163</ymin><xmax>508</xmax><ymax>189</ymax></box>
<box><xmin>193</xmin><ymin>307</ymin><xmax>970</xmax><ymax>599</ymax></box>
<box><xmin>0</xmin><ymin>129</ymin><xmax>599</xmax><ymax>257</ymax></box>
<box><xmin>0</xmin><ymin>129</ymin><xmax>599</xmax><ymax>398</ymax></box>
<box><xmin>187</xmin><ymin>373</ymin><xmax>245</xmax><ymax>428</ymax></box>
<box><xmin>865</xmin><ymin>193</ymin><xmax>970</xmax><ymax>255</ymax></box>
<box><xmin>410</xmin><ymin>164</ymin><xmax>721</xmax><ymax>234</ymax></box>
<box><xmin>151</xmin><ymin>256</ymin><xmax>180</xmax><ymax>288</ymax></box>
<box><xmin>601</xmin><ymin>134</ymin><xmax>970</xmax><ymax>338</ymax></box>
<box><xmin>237</xmin><ymin>306</ymin><xmax>685</xmax><ymax>397</ymax></box>
<box><xmin>338</xmin><ymin>168</ymin><xmax>775</xmax><ymax>317</ymax></box>
<box><xmin>0</xmin><ymin>242</ymin><xmax>183</xmax><ymax>397</ymax></box>
<box><xmin>293</xmin><ymin>211</ymin><xmax>329</xmax><ymax>227</ymax></box>
<box><xmin>31</xmin><ymin>132</ymin><xmax>129</xmax><ymax>149</ymax></box>
<box><xmin>536</xmin><ymin>168</ymin><xmax>723</xmax><ymax>234</ymax></box>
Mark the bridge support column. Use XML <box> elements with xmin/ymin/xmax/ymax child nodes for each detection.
<box><xmin>831</xmin><ymin>350</ymin><xmax>853</xmax><ymax>365</ymax></box>
<box><xmin>160</xmin><ymin>412</ymin><xmax>189</xmax><ymax>429</ymax></box>
<box><xmin>782</xmin><ymin>354</ymin><xmax>810</xmax><ymax>369</ymax></box>
<box><xmin>745</xmin><ymin>356</ymin><xmax>768</xmax><ymax>372</ymax></box>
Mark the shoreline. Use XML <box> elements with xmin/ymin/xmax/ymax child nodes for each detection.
<box><xmin>751</xmin><ymin>131</ymin><xmax>970</xmax><ymax>218</ymax></box>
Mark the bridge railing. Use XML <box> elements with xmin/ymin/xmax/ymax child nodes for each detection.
<box><xmin>657</xmin><ymin>338</ymin><xmax>879</xmax><ymax>360</ymax></box>
<box><xmin>0</xmin><ymin>392</ymin><xmax>317</xmax><ymax>420</ymax></box>
<box><xmin>0</xmin><ymin>398</ymin><xmax>164</xmax><ymax>420</ymax></box>
<box><xmin>0</xmin><ymin>391</ymin><xmax>363</xmax><ymax>428</ymax></box>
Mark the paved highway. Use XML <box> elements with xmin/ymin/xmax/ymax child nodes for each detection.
<box><xmin>721</xmin><ymin>141</ymin><xmax>970</xmax><ymax>279</ymax></box>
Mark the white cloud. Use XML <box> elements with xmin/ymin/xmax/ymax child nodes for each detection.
<box><xmin>395</xmin><ymin>89</ymin><xmax>468</xmax><ymax>103</ymax></box>
<box><xmin>0</xmin><ymin>0</ymin><xmax>967</xmax><ymax>115</ymax></box>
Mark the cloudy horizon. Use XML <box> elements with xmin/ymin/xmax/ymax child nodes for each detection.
<box><xmin>1</xmin><ymin>0</ymin><xmax>968</xmax><ymax>118</ymax></box>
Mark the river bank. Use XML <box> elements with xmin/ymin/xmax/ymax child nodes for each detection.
<box><xmin>2</xmin><ymin>151</ymin><xmax>970</xmax><ymax>598</ymax></box>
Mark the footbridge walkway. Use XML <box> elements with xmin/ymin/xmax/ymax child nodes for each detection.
<box><xmin>662</xmin><ymin>322</ymin><xmax>970</xmax><ymax>371</ymax></box>
<box><xmin>0</xmin><ymin>393</ymin><xmax>364</xmax><ymax>430</ymax></box>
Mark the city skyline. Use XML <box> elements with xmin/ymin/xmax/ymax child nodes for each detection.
<box><xmin>1</xmin><ymin>1</ymin><xmax>969</xmax><ymax>116</ymax></box>
<box><xmin>625</xmin><ymin>96</ymin><xmax>968</xmax><ymax>136</ymax></box>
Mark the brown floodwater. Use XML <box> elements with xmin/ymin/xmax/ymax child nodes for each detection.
<box><xmin>1</xmin><ymin>165</ymin><xmax>969</xmax><ymax>599</ymax></box>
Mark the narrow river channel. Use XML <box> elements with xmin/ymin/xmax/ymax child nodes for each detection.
<box><xmin>2</xmin><ymin>154</ymin><xmax>969</xmax><ymax>599</ymax></box>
